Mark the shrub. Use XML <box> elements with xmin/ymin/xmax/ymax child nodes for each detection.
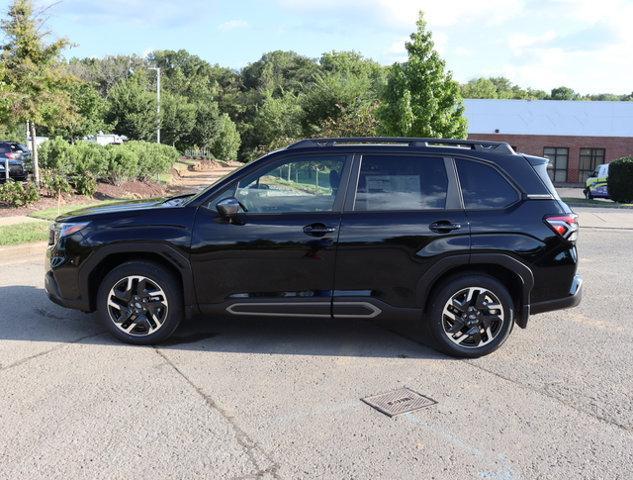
<box><xmin>607</xmin><ymin>157</ymin><xmax>633</xmax><ymax>203</ymax></box>
<box><xmin>107</xmin><ymin>146</ymin><xmax>139</xmax><ymax>185</ymax></box>
<box><xmin>0</xmin><ymin>180</ymin><xmax>40</xmax><ymax>207</ymax></box>
<box><xmin>41</xmin><ymin>170</ymin><xmax>73</xmax><ymax>197</ymax></box>
<box><xmin>73</xmin><ymin>141</ymin><xmax>110</xmax><ymax>179</ymax></box>
<box><xmin>125</xmin><ymin>141</ymin><xmax>178</xmax><ymax>180</ymax></box>
<box><xmin>39</xmin><ymin>137</ymin><xmax>74</xmax><ymax>174</ymax></box>
<box><xmin>37</xmin><ymin>139</ymin><xmax>180</xmax><ymax>190</ymax></box>
<box><xmin>72</xmin><ymin>173</ymin><xmax>98</xmax><ymax>196</ymax></box>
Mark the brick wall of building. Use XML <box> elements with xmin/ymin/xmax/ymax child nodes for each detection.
<box><xmin>468</xmin><ymin>133</ymin><xmax>633</xmax><ymax>184</ymax></box>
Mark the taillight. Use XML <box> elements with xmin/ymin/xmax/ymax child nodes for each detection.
<box><xmin>544</xmin><ymin>214</ymin><xmax>578</xmax><ymax>242</ymax></box>
<box><xmin>5</xmin><ymin>152</ymin><xmax>15</xmax><ymax>159</ymax></box>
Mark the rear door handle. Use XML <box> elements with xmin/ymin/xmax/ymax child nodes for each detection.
<box><xmin>430</xmin><ymin>221</ymin><xmax>462</xmax><ymax>233</ymax></box>
<box><xmin>303</xmin><ymin>223</ymin><xmax>336</xmax><ymax>237</ymax></box>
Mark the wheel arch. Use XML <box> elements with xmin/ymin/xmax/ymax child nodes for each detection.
<box><xmin>79</xmin><ymin>243</ymin><xmax>197</xmax><ymax>314</ymax></box>
<box><xmin>417</xmin><ymin>253</ymin><xmax>534</xmax><ymax>328</ymax></box>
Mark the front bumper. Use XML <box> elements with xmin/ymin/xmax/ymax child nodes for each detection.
<box><xmin>530</xmin><ymin>274</ymin><xmax>583</xmax><ymax>315</ymax></box>
<box><xmin>45</xmin><ymin>244</ymin><xmax>90</xmax><ymax>311</ymax></box>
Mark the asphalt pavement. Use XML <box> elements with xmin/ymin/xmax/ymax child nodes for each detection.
<box><xmin>0</xmin><ymin>210</ymin><xmax>632</xmax><ymax>479</ymax></box>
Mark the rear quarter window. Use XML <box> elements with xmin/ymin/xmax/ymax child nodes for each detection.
<box><xmin>456</xmin><ymin>159</ymin><xmax>519</xmax><ymax>209</ymax></box>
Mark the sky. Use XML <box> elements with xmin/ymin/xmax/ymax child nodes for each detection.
<box><xmin>4</xmin><ymin>0</ymin><xmax>633</xmax><ymax>94</ymax></box>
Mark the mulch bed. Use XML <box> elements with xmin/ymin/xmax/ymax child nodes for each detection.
<box><xmin>0</xmin><ymin>180</ymin><xmax>169</xmax><ymax>218</ymax></box>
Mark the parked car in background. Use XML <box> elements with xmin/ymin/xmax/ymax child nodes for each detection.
<box><xmin>583</xmin><ymin>163</ymin><xmax>609</xmax><ymax>199</ymax></box>
<box><xmin>83</xmin><ymin>133</ymin><xmax>128</xmax><ymax>146</ymax></box>
<box><xmin>0</xmin><ymin>141</ymin><xmax>29</xmax><ymax>181</ymax></box>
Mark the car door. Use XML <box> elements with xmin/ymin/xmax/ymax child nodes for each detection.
<box><xmin>190</xmin><ymin>153</ymin><xmax>351</xmax><ymax>317</ymax></box>
<box><xmin>332</xmin><ymin>153</ymin><xmax>470</xmax><ymax>319</ymax></box>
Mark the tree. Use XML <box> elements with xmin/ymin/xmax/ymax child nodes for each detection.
<box><xmin>300</xmin><ymin>51</ymin><xmax>386</xmax><ymax>137</ymax></box>
<box><xmin>67</xmin><ymin>54</ymin><xmax>148</xmax><ymax>96</ymax></box>
<box><xmin>379</xmin><ymin>12</ymin><xmax>467</xmax><ymax>138</ymax></box>
<box><xmin>301</xmin><ymin>72</ymin><xmax>378</xmax><ymax>136</ymax></box>
<box><xmin>461</xmin><ymin>77</ymin><xmax>548</xmax><ymax>100</ymax></box>
<box><xmin>241</xmin><ymin>51</ymin><xmax>320</xmax><ymax>97</ymax></box>
<box><xmin>105</xmin><ymin>74</ymin><xmax>158</xmax><ymax>141</ymax></box>
<box><xmin>320</xmin><ymin>101</ymin><xmax>380</xmax><ymax>137</ymax></box>
<box><xmin>548</xmin><ymin>86</ymin><xmax>580</xmax><ymax>100</ymax></box>
<box><xmin>251</xmin><ymin>92</ymin><xmax>303</xmax><ymax>148</ymax></box>
<box><xmin>160</xmin><ymin>92</ymin><xmax>196</xmax><ymax>149</ymax></box>
<box><xmin>184</xmin><ymin>101</ymin><xmax>221</xmax><ymax>150</ymax></box>
<box><xmin>211</xmin><ymin>114</ymin><xmax>241</xmax><ymax>161</ymax></box>
<box><xmin>1</xmin><ymin>0</ymin><xmax>77</xmax><ymax>184</ymax></box>
<box><xmin>461</xmin><ymin>78</ymin><xmax>499</xmax><ymax>99</ymax></box>
<box><xmin>47</xmin><ymin>81</ymin><xmax>109</xmax><ymax>140</ymax></box>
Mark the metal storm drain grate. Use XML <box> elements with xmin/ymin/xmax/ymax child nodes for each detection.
<box><xmin>362</xmin><ymin>387</ymin><xmax>437</xmax><ymax>417</ymax></box>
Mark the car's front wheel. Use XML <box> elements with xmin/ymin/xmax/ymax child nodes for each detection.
<box><xmin>426</xmin><ymin>274</ymin><xmax>514</xmax><ymax>358</ymax></box>
<box><xmin>97</xmin><ymin>261</ymin><xmax>183</xmax><ymax>345</ymax></box>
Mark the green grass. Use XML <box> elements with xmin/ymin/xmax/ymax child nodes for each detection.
<box><xmin>0</xmin><ymin>221</ymin><xmax>49</xmax><ymax>246</ymax></box>
<box><xmin>29</xmin><ymin>200</ymin><xmax>124</xmax><ymax>221</ymax></box>
<box><xmin>562</xmin><ymin>197</ymin><xmax>633</xmax><ymax>208</ymax></box>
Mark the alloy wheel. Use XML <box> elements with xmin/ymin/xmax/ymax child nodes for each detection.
<box><xmin>107</xmin><ymin>275</ymin><xmax>169</xmax><ymax>337</ymax></box>
<box><xmin>441</xmin><ymin>286</ymin><xmax>505</xmax><ymax>348</ymax></box>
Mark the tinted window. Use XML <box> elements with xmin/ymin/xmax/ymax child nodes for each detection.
<box><xmin>354</xmin><ymin>155</ymin><xmax>448</xmax><ymax>211</ymax></box>
<box><xmin>235</xmin><ymin>156</ymin><xmax>345</xmax><ymax>213</ymax></box>
<box><xmin>456</xmin><ymin>159</ymin><xmax>519</xmax><ymax>209</ymax></box>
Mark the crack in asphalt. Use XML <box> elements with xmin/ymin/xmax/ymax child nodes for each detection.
<box><xmin>464</xmin><ymin>360</ymin><xmax>633</xmax><ymax>434</ymax></box>
<box><xmin>0</xmin><ymin>331</ymin><xmax>106</xmax><ymax>374</ymax></box>
<box><xmin>154</xmin><ymin>348</ymin><xmax>282</xmax><ymax>480</ymax></box>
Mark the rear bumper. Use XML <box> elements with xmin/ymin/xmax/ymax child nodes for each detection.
<box><xmin>530</xmin><ymin>274</ymin><xmax>582</xmax><ymax>315</ymax></box>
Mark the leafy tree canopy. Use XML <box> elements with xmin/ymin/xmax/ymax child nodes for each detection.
<box><xmin>379</xmin><ymin>12</ymin><xmax>467</xmax><ymax>138</ymax></box>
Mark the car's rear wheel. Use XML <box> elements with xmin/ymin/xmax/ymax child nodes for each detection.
<box><xmin>425</xmin><ymin>274</ymin><xmax>514</xmax><ymax>358</ymax></box>
<box><xmin>97</xmin><ymin>261</ymin><xmax>183</xmax><ymax>344</ymax></box>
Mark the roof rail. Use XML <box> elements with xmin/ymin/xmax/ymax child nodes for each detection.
<box><xmin>287</xmin><ymin>137</ymin><xmax>515</xmax><ymax>155</ymax></box>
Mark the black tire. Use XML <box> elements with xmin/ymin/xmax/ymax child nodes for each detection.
<box><xmin>584</xmin><ymin>189</ymin><xmax>593</xmax><ymax>200</ymax></box>
<box><xmin>425</xmin><ymin>274</ymin><xmax>514</xmax><ymax>358</ymax></box>
<box><xmin>96</xmin><ymin>261</ymin><xmax>183</xmax><ymax>345</ymax></box>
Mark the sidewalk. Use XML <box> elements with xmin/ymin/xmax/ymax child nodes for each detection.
<box><xmin>0</xmin><ymin>215</ymin><xmax>47</xmax><ymax>226</ymax></box>
<box><xmin>575</xmin><ymin>207</ymin><xmax>633</xmax><ymax>230</ymax></box>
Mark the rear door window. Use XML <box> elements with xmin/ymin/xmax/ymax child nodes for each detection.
<box><xmin>456</xmin><ymin>159</ymin><xmax>519</xmax><ymax>209</ymax></box>
<box><xmin>354</xmin><ymin>155</ymin><xmax>448</xmax><ymax>211</ymax></box>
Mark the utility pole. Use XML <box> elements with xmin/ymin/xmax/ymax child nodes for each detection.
<box><xmin>149</xmin><ymin>67</ymin><xmax>161</xmax><ymax>144</ymax></box>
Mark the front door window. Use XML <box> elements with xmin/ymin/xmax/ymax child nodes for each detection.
<box><xmin>235</xmin><ymin>156</ymin><xmax>346</xmax><ymax>213</ymax></box>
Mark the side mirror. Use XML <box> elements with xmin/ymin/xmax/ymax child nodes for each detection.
<box><xmin>216</xmin><ymin>197</ymin><xmax>242</xmax><ymax>218</ymax></box>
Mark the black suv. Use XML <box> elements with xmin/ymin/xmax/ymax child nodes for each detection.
<box><xmin>45</xmin><ymin>138</ymin><xmax>582</xmax><ymax>357</ymax></box>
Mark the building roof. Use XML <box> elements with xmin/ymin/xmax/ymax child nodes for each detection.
<box><xmin>464</xmin><ymin>99</ymin><xmax>633</xmax><ymax>138</ymax></box>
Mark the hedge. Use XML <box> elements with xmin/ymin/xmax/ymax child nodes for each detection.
<box><xmin>607</xmin><ymin>156</ymin><xmax>633</xmax><ymax>203</ymax></box>
<box><xmin>39</xmin><ymin>138</ymin><xmax>180</xmax><ymax>186</ymax></box>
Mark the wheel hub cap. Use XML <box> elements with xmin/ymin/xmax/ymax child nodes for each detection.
<box><xmin>441</xmin><ymin>286</ymin><xmax>505</xmax><ymax>349</ymax></box>
<box><xmin>107</xmin><ymin>275</ymin><xmax>169</xmax><ymax>337</ymax></box>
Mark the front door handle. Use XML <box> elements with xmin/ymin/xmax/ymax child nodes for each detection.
<box><xmin>303</xmin><ymin>223</ymin><xmax>336</xmax><ymax>237</ymax></box>
<box><xmin>430</xmin><ymin>221</ymin><xmax>462</xmax><ymax>233</ymax></box>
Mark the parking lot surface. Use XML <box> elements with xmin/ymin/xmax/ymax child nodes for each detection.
<box><xmin>1</xmin><ymin>215</ymin><xmax>632</xmax><ymax>479</ymax></box>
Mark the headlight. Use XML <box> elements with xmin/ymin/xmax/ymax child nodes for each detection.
<box><xmin>49</xmin><ymin>222</ymin><xmax>90</xmax><ymax>245</ymax></box>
